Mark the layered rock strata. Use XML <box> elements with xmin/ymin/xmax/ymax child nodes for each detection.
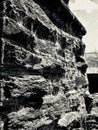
<box><xmin>0</xmin><ymin>0</ymin><xmax>96</xmax><ymax>130</ymax></box>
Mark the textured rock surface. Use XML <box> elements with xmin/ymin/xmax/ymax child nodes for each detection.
<box><xmin>0</xmin><ymin>0</ymin><xmax>97</xmax><ymax>130</ymax></box>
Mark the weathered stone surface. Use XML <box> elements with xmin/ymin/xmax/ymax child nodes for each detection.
<box><xmin>7</xmin><ymin>108</ymin><xmax>55</xmax><ymax>130</ymax></box>
<box><xmin>0</xmin><ymin>0</ymin><xmax>93</xmax><ymax>130</ymax></box>
<box><xmin>58</xmin><ymin>112</ymin><xmax>80</xmax><ymax>127</ymax></box>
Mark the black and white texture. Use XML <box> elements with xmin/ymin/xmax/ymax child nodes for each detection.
<box><xmin>0</xmin><ymin>0</ymin><xmax>98</xmax><ymax>130</ymax></box>
<box><xmin>69</xmin><ymin>0</ymin><xmax>98</xmax><ymax>52</ymax></box>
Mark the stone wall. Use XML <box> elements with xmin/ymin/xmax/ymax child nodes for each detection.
<box><xmin>0</xmin><ymin>0</ymin><xmax>97</xmax><ymax>130</ymax></box>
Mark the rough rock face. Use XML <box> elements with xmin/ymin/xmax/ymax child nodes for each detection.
<box><xmin>0</xmin><ymin>0</ymin><xmax>97</xmax><ymax>130</ymax></box>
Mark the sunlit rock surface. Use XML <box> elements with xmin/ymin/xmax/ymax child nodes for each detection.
<box><xmin>0</xmin><ymin>0</ymin><xmax>97</xmax><ymax>130</ymax></box>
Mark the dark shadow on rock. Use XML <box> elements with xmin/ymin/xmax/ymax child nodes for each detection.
<box><xmin>77</xmin><ymin>64</ymin><xmax>88</xmax><ymax>75</ymax></box>
<box><xmin>33</xmin><ymin>0</ymin><xmax>86</xmax><ymax>38</ymax></box>
<box><xmin>0</xmin><ymin>85</ymin><xmax>47</xmax><ymax>115</ymax></box>
<box><xmin>76</xmin><ymin>56</ymin><xmax>85</xmax><ymax>63</ymax></box>
<box><xmin>84</xmin><ymin>95</ymin><xmax>93</xmax><ymax>113</ymax></box>
<box><xmin>3</xmin><ymin>31</ymin><xmax>35</xmax><ymax>52</ymax></box>
<box><xmin>0</xmin><ymin>65</ymin><xmax>41</xmax><ymax>77</ymax></box>
<box><xmin>42</xmin><ymin>64</ymin><xmax>65</xmax><ymax>79</ymax></box>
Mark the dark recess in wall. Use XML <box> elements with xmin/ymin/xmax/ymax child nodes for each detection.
<box><xmin>87</xmin><ymin>74</ymin><xmax>98</xmax><ymax>94</ymax></box>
